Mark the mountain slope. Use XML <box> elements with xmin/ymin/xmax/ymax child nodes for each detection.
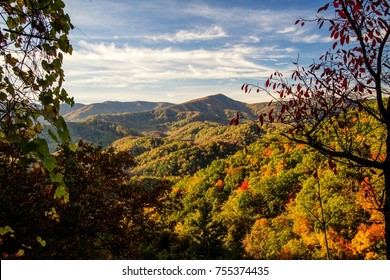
<box><xmin>111</xmin><ymin>121</ymin><xmax>262</xmax><ymax>176</ymax></box>
<box><xmin>62</xmin><ymin>93</ymin><xmax>270</xmax><ymax>146</ymax></box>
<box><xmin>60</xmin><ymin>103</ymin><xmax>85</xmax><ymax>115</ymax></box>
<box><xmin>63</xmin><ymin>100</ymin><xmax>174</xmax><ymax>121</ymax></box>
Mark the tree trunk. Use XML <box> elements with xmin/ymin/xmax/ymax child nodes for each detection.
<box><xmin>385</xmin><ymin>161</ymin><xmax>390</xmax><ymax>260</ymax></box>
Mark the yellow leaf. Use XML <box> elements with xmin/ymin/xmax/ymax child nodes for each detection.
<box><xmin>37</xmin><ymin>236</ymin><xmax>47</xmax><ymax>247</ymax></box>
<box><xmin>14</xmin><ymin>249</ymin><xmax>24</xmax><ymax>257</ymax></box>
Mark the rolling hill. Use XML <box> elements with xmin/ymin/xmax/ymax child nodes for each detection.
<box><xmin>46</xmin><ymin>93</ymin><xmax>272</xmax><ymax>148</ymax></box>
<box><xmin>62</xmin><ymin>100</ymin><xmax>174</xmax><ymax>121</ymax></box>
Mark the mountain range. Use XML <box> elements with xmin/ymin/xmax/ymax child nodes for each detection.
<box><xmin>58</xmin><ymin>94</ymin><xmax>271</xmax><ymax>145</ymax></box>
<box><xmin>43</xmin><ymin>93</ymin><xmax>276</xmax><ymax>176</ymax></box>
<box><xmin>61</xmin><ymin>93</ymin><xmax>268</xmax><ymax>121</ymax></box>
<box><xmin>61</xmin><ymin>101</ymin><xmax>174</xmax><ymax>121</ymax></box>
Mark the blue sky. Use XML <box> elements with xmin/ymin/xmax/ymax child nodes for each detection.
<box><xmin>63</xmin><ymin>0</ymin><xmax>331</xmax><ymax>104</ymax></box>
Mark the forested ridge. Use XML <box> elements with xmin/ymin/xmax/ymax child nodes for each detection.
<box><xmin>1</xmin><ymin>98</ymin><xmax>386</xmax><ymax>259</ymax></box>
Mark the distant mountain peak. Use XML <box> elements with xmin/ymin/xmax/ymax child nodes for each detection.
<box><xmin>185</xmin><ymin>93</ymin><xmax>233</xmax><ymax>103</ymax></box>
<box><xmin>62</xmin><ymin>100</ymin><xmax>174</xmax><ymax>121</ymax></box>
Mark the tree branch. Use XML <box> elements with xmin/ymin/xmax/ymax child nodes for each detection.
<box><xmin>281</xmin><ymin>132</ymin><xmax>384</xmax><ymax>169</ymax></box>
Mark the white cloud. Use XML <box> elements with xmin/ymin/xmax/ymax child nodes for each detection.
<box><xmin>147</xmin><ymin>26</ymin><xmax>227</xmax><ymax>43</ymax></box>
<box><xmin>63</xmin><ymin>41</ymin><xmax>286</xmax><ymax>90</ymax></box>
<box><xmin>61</xmin><ymin>1</ymin><xmax>335</xmax><ymax>103</ymax></box>
<box><xmin>276</xmin><ymin>24</ymin><xmax>333</xmax><ymax>44</ymax></box>
<box><xmin>277</xmin><ymin>26</ymin><xmax>298</xmax><ymax>34</ymax></box>
<box><xmin>181</xmin><ymin>4</ymin><xmax>305</xmax><ymax>33</ymax></box>
<box><xmin>178</xmin><ymin>3</ymin><xmax>332</xmax><ymax>45</ymax></box>
<box><xmin>241</xmin><ymin>35</ymin><xmax>261</xmax><ymax>43</ymax></box>
<box><xmin>292</xmin><ymin>34</ymin><xmax>333</xmax><ymax>43</ymax></box>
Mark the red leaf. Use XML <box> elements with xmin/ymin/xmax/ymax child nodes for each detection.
<box><xmin>328</xmin><ymin>158</ymin><xmax>336</xmax><ymax>169</ymax></box>
<box><xmin>244</xmin><ymin>84</ymin><xmax>249</xmax><ymax>93</ymax></box>
<box><xmin>259</xmin><ymin>114</ymin><xmax>264</xmax><ymax>125</ymax></box>
<box><xmin>375</xmin><ymin>10</ymin><xmax>383</xmax><ymax>16</ymax></box>
<box><xmin>323</xmin><ymin>3</ymin><xmax>329</xmax><ymax>11</ymax></box>
<box><xmin>239</xmin><ymin>181</ymin><xmax>249</xmax><ymax>191</ymax></box>
<box><xmin>265</xmin><ymin>79</ymin><xmax>270</xmax><ymax>88</ymax></box>
<box><xmin>256</xmin><ymin>124</ymin><xmax>261</xmax><ymax>133</ymax></box>
<box><xmin>281</xmin><ymin>104</ymin><xmax>286</xmax><ymax>114</ymax></box>
<box><xmin>339</xmin><ymin>10</ymin><xmax>347</xmax><ymax>19</ymax></box>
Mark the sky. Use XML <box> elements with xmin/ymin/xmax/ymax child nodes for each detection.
<box><xmin>62</xmin><ymin>0</ymin><xmax>332</xmax><ymax>104</ymax></box>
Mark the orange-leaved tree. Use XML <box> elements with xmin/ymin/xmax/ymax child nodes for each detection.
<box><xmin>242</xmin><ymin>0</ymin><xmax>390</xmax><ymax>258</ymax></box>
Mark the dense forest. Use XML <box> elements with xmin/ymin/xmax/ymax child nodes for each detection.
<box><xmin>1</xmin><ymin>101</ymin><xmax>386</xmax><ymax>259</ymax></box>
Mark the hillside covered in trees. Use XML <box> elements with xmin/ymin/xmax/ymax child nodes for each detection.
<box><xmin>1</xmin><ymin>93</ymin><xmax>386</xmax><ymax>259</ymax></box>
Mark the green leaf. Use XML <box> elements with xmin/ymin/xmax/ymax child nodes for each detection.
<box><xmin>53</xmin><ymin>172</ymin><xmax>63</xmax><ymax>183</ymax></box>
<box><xmin>0</xmin><ymin>91</ymin><xmax>7</xmax><ymax>101</ymax></box>
<box><xmin>20</xmin><ymin>139</ymin><xmax>38</xmax><ymax>154</ymax></box>
<box><xmin>6</xmin><ymin>83</ymin><xmax>15</xmax><ymax>96</ymax></box>
<box><xmin>54</xmin><ymin>0</ymin><xmax>66</xmax><ymax>9</ymax></box>
<box><xmin>44</xmin><ymin>156</ymin><xmax>57</xmax><ymax>172</ymax></box>
<box><xmin>58</xmin><ymin>128</ymin><xmax>70</xmax><ymax>143</ymax></box>
<box><xmin>37</xmin><ymin>139</ymin><xmax>50</xmax><ymax>160</ymax></box>
<box><xmin>48</xmin><ymin>129</ymin><xmax>59</xmax><ymax>143</ymax></box>
<box><xmin>54</xmin><ymin>116</ymin><xmax>70</xmax><ymax>142</ymax></box>
<box><xmin>36</xmin><ymin>236</ymin><xmax>46</xmax><ymax>247</ymax></box>
<box><xmin>69</xmin><ymin>143</ymin><xmax>78</xmax><ymax>152</ymax></box>
<box><xmin>6</xmin><ymin>133</ymin><xmax>22</xmax><ymax>143</ymax></box>
<box><xmin>5</xmin><ymin>54</ymin><xmax>19</xmax><ymax>67</ymax></box>
<box><xmin>54</xmin><ymin>185</ymin><xmax>69</xmax><ymax>203</ymax></box>
<box><xmin>0</xmin><ymin>226</ymin><xmax>15</xmax><ymax>236</ymax></box>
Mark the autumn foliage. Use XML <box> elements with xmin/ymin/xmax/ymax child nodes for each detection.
<box><xmin>242</xmin><ymin>0</ymin><xmax>390</xmax><ymax>259</ymax></box>
<box><xmin>1</xmin><ymin>0</ymin><xmax>389</xmax><ymax>260</ymax></box>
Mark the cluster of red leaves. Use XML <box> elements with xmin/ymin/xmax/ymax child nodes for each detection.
<box><xmin>239</xmin><ymin>181</ymin><xmax>249</xmax><ymax>191</ymax></box>
<box><xmin>241</xmin><ymin>0</ymin><xmax>389</xmax><ymax>174</ymax></box>
<box><xmin>229</xmin><ymin>112</ymin><xmax>240</xmax><ymax>126</ymax></box>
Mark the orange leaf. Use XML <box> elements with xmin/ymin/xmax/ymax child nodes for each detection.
<box><xmin>239</xmin><ymin>181</ymin><xmax>249</xmax><ymax>191</ymax></box>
